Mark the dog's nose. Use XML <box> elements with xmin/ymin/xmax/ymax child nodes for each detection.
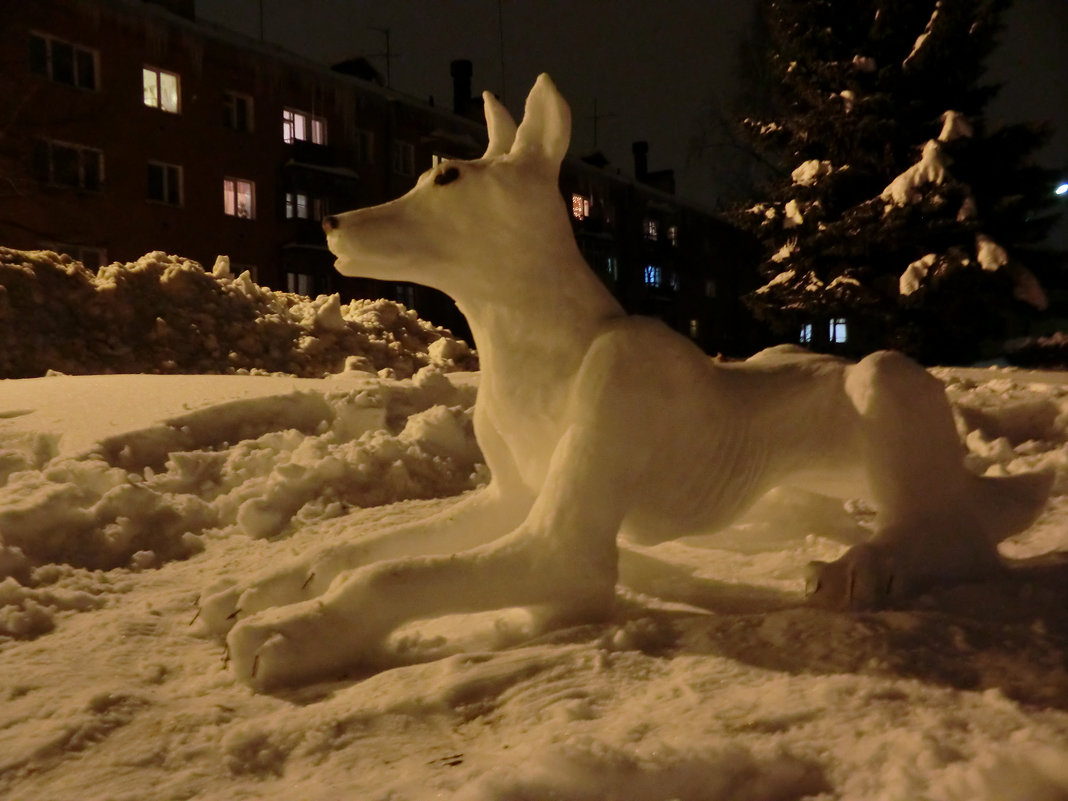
<box><xmin>322</xmin><ymin>216</ymin><xmax>339</xmax><ymax>232</ymax></box>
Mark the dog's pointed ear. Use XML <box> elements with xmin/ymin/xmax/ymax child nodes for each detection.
<box><xmin>510</xmin><ymin>74</ymin><xmax>570</xmax><ymax>168</ymax></box>
<box><xmin>482</xmin><ymin>91</ymin><xmax>517</xmax><ymax>158</ymax></box>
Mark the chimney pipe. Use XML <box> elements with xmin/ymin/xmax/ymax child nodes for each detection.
<box><xmin>632</xmin><ymin>140</ymin><xmax>649</xmax><ymax>182</ymax></box>
<box><xmin>451</xmin><ymin>59</ymin><xmax>473</xmax><ymax>115</ymax></box>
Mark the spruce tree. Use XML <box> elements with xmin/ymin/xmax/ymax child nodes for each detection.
<box><xmin>732</xmin><ymin>0</ymin><xmax>1062</xmax><ymax>364</ymax></box>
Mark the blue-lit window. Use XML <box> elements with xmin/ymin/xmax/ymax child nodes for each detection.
<box><xmin>829</xmin><ymin>317</ymin><xmax>848</xmax><ymax>343</ymax></box>
<box><xmin>644</xmin><ymin>265</ymin><xmax>662</xmax><ymax>287</ymax></box>
<box><xmin>800</xmin><ymin>323</ymin><xmax>813</xmax><ymax>344</ymax></box>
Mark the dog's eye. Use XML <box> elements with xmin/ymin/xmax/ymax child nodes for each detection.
<box><xmin>434</xmin><ymin>166</ymin><xmax>461</xmax><ymax>186</ymax></box>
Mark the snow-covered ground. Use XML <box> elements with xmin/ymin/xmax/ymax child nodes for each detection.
<box><xmin>1</xmin><ymin>364</ymin><xmax>1068</xmax><ymax>800</ymax></box>
<box><xmin>2</xmin><ymin>253</ymin><xmax>1068</xmax><ymax>800</ymax></box>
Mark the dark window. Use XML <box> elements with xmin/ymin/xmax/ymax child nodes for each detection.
<box><xmin>147</xmin><ymin>162</ymin><xmax>181</xmax><ymax>205</ymax></box>
<box><xmin>36</xmin><ymin>140</ymin><xmax>104</xmax><ymax>190</ymax></box>
<box><xmin>29</xmin><ymin>35</ymin><xmax>47</xmax><ymax>75</ymax></box>
<box><xmin>224</xmin><ymin>91</ymin><xmax>253</xmax><ymax>132</ymax></box>
<box><xmin>29</xmin><ymin>34</ymin><xmax>97</xmax><ymax>89</ymax></box>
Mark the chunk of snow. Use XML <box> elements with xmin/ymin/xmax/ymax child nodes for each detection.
<box><xmin>939</xmin><ymin>110</ymin><xmax>974</xmax><ymax>142</ymax></box>
<box><xmin>976</xmin><ymin>235</ymin><xmax>1008</xmax><ymax>272</ymax></box>
<box><xmin>783</xmin><ymin>199</ymin><xmax>804</xmax><ymax>228</ymax></box>
<box><xmin>900</xmin><ymin>253</ymin><xmax>937</xmax><ymax>296</ymax></box>
<box><xmin>880</xmin><ymin>140</ymin><xmax>948</xmax><ymax>206</ymax></box>
<box><xmin>791</xmin><ymin>160</ymin><xmax>833</xmax><ymax>186</ymax></box>
<box><xmin>852</xmin><ymin>55</ymin><xmax>877</xmax><ymax>72</ymax></box>
<box><xmin>770</xmin><ymin>240</ymin><xmax>798</xmax><ymax>263</ymax></box>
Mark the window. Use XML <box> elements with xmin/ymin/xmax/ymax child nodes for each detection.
<box><xmin>643</xmin><ymin>265</ymin><xmax>662</xmax><ymax>288</ymax></box>
<box><xmin>667</xmin><ymin>224</ymin><xmax>679</xmax><ymax>246</ymax></box>
<box><xmin>800</xmin><ymin>323</ymin><xmax>813</xmax><ymax>344</ymax></box>
<box><xmin>285</xmin><ymin>192</ymin><xmax>327</xmax><ymax>220</ymax></box>
<box><xmin>223</xmin><ymin>178</ymin><xmax>255</xmax><ymax>219</ymax></box>
<box><xmin>355</xmin><ymin>129</ymin><xmax>375</xmax><ymax>163</ymax></box>
<box><xmin>571</xmin><ymin>193</ymin><xmax>590</xmax><ymax>220</ymax></box>
<box><xmin>829</xmin><ymin>317</ymin><xmax>848</xmax><ymax>344</ymax></box>
<box><xmin>391</xmin><ymin>141</ymin><xmax>416</xmax><ymax>175</ymax></box>
<box><xmin>29</xmin><ymin>33</ymin><xmax>98</xmax><ymax>90</ymax></box>
<box><xmin>286</xmin><ymin>272</ymin><xmax>313</xmax><ymax>296</ymax></box>
<box><xmin>283</xmin><ymin>108</ymin><xmax>327</xmax><ymax>144</ymax></box>
<box><xmin>143</xmin><ymin>67</ymin><xmax>180</xmax><ymax>113</ymax></box>
<box><xmin>394</xmin><ymin>284</ymin><xmax>417</xmax><ymax>308</ymax></box>
<box><xmin>43</xmin><ymin>242</ymin><xmax>106</xmax><ymax>271</ymax></box>
<box><xmin>605</xmin><ymin>256</ymin><xmax>619</xmax><ymax>281</ymax></box>
<box><xmin>224</xmin><ymin>91</ymin><xmax>254</xmax><ymax>132</ymax></box>
<box><xmin>147</xmin><ymin>162</ymin><xmax>182</xmax><ymax>205</ymax></box>
<box><xmin>34</xmin><ymin>140</ymin><xmax>103</xmax><ymax>190</ymax></box>
<box><xmin>643</xmin><ymin>217</ymin><xmax>659</xmax><ymax>241</ymax></box>
<box><xmin>705</xmin><ymin>278</ymin><xmax>717</xmax><ymax>298</ymax></box>
<box><xmin>688</xmin><ymin>319</ymin><xmax>700</xmax><ymax>340</ymax></box>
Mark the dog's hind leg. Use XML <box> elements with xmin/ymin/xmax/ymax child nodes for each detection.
<box><xmin>227</xmin><ymin>424</ymin><xmax>629</xmax><ymax>689</ymax></box>
<box><xmin>808</xmin><ymin>351</ymin><xmax>1051</xmax><ymax>609</ymax></box>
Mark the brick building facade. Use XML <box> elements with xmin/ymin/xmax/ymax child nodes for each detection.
<box><xmin>0</xmin><ymin>0</ymin><xmax>759</xmax><ymax>353</ymax></box>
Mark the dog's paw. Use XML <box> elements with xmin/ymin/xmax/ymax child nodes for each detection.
<box><xmin>197</xmin><ymin>565</ymin><xmax>318</xmax><ymax>637</ymax></box>
<box><xmin>805</xmin><ymin>543</ymin><xmax>895</xmax><ymax>611</ymax></box>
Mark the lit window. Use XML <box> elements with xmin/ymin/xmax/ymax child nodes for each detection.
<box><xmin>143</xmin><ymin>67</ymin><xmax>180</xmax><ymax>113</ymax></box>
<box><xmin>644</xmin><ymin>265</ymin><xmax>662</xmax><ymax>287</ymax></box>
<box><xmin>34</xmin><ymin>139</ymin><xmax>103</xmax><ymax>190</ymax></box>
<box><xmin>285</xmin><ymin>192</ymin><xmax>327</xmax><ymax>219</ymax></box>
<box><xmin>283</xmin><ymin>108</ymin><xmax>327</xmax><ymax>144</ymax></box>
<box><xmin>667</xmin><ymin>224</ymin><xmax>679</xmax><ymax>246</ymax></box>
<box><xmin>147</xmin><ymin>161</ymin><xmax>182</xmax><ymax>205</ymax></box>
<box><xmin>643</xmin><ymin>218</ymin><xmax>659</xmax><ymax>241</ymax></box>
<box><xmin>800</xmin><ymin>323</ymin><xmax>813</xmax><ymax>344</ymax></box>
<box><xmin>571</xmin><ymin>194</ymin><xmax>590</xmax><ymax>220</ymax></box>
<box><xmin>689</xmin><ymin>319</ymin><xmax>700</xmax><ymax>339</ymax></box>
<box><xmin>224</xmin><ymin>91</ymin><xmax>254</xmax><ymax>132</ymax></box>
<box><xmin>29</xmin><ymin>33</ymin><xmax>98</xmax><ymax>90</ymax></box>
<box><xmin>392</xmin><ymin>141</ymin><xmax>416</xmax><ymax>175</ymax></box>
<box><xmin>605</xmin><ymin>256</ymin><xmax>619</xmax><ymax>281</ymax></box>
<box><xmin>223</xmin><ymin>177</ymin><xmax>255</xmax><ymax>219</ymax></box>
<box><xmin>829</xmin><ymin>317</ymin><xmax>848</xmax><ymax>343</ymax></box>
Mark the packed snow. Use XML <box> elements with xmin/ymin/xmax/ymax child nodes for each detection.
<box><xmin>0</xmin><ymin>248</ymin><xmax>476</xmax><ymax>380</ymax></box>
<box><xmin>2</xmin><ymin>336</ymin><xmax>1068</xmax><ymax>799</ymax></box>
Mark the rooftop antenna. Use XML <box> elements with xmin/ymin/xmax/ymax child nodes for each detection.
<box><xmin>369</xmin><ymin>27</ymin><xmax>398</xmax><ymax>88</ymax></box>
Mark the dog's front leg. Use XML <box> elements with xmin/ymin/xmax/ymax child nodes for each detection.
<box><xmin>199</xmin><ymin>413</ymin><xmax>535</xmax><ymax>635</ymax></box>
<box><xmin>227</xmin><ymin>424</ymin><xmax>631</xmax><ymax>690</ymax></box>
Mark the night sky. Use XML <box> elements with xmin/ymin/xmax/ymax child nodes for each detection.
<box><xmin>195</xmin><ymin>0</ymin><xmax>1066</xmax><ymax>213</ymax></box>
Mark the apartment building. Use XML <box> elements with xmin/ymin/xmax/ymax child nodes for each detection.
<box><xmin>0</xmin><ymin>0</ymin><xmax>758</xmax><ymax>353</ymax></box>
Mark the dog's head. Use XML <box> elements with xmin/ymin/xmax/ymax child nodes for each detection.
<box><xmin>323</xmin><ymin>74</ymin><xmax>574</xmax><ymax>298</ymax></box>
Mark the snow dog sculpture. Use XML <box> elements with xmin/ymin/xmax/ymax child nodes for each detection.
<box><xmin>201</xmin><ymin>75</ymin><xmax>1052</xmax><ymax>690</ymax></box>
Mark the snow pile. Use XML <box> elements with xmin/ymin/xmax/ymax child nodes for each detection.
<box><xmin>0</xmin><ymin>248</ymin><xmax>476</xmax><ymax>379</ymax></box>
<box><xmin>0</xmin><ymin>367</ymin><xmax>1067</xmax><ymax>799</ymax></box>
<box><xmin>0</xmin><ymin>369</ymin><xmax>481</xmax><ymax>640</ymax></box>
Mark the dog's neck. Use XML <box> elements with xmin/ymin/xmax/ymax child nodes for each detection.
<box><xmin>453</xmin><ymin>224</ymin><xmax>625</xmax><ymax>385</ymax></box>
